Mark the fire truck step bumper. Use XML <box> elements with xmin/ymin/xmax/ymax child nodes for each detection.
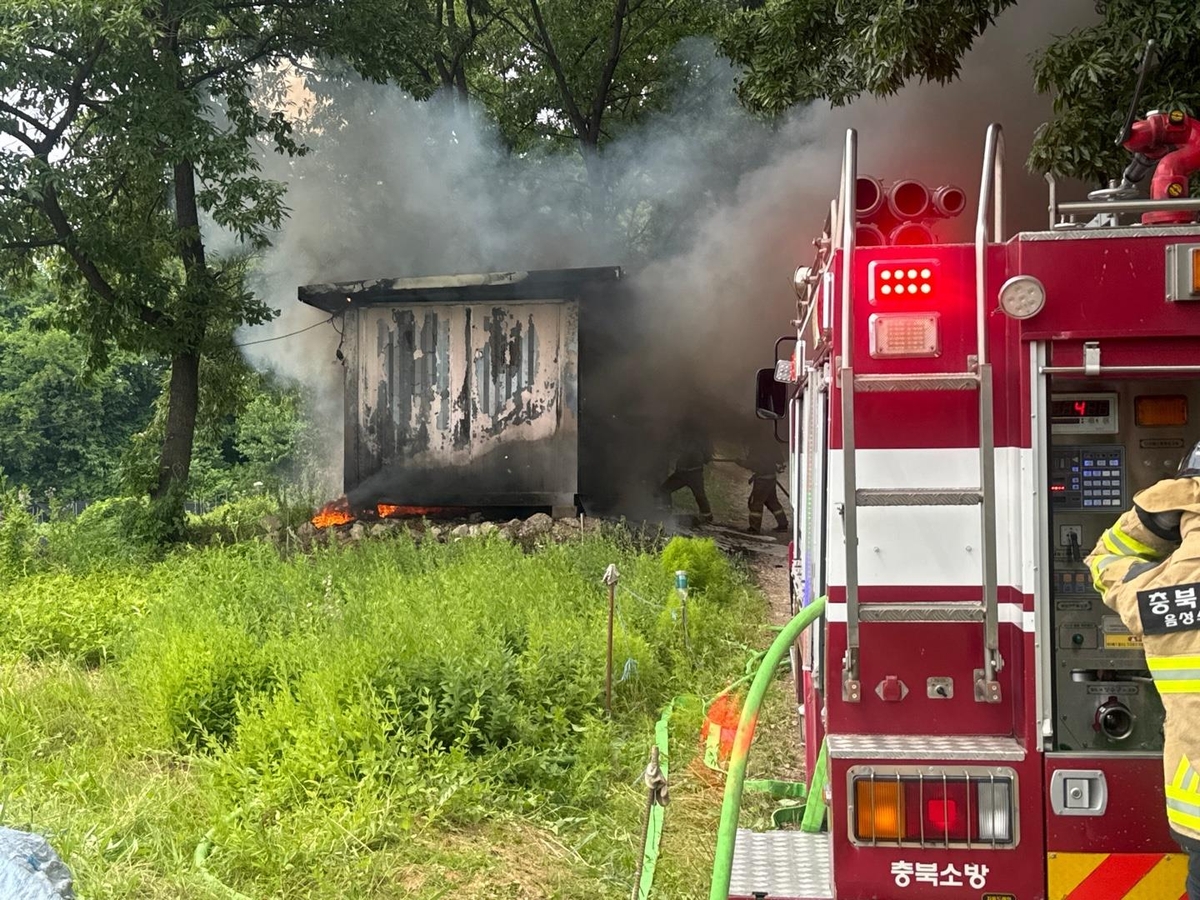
<box><xmin>855</xmin><ymin>487</ymin><xmax>982</xmax><ymax>506</ymax></box>
<box><xmin>729</xmin><ymin>829</ymin><xmax>833</xmax><ymax>900</ymax></box>
<box><xmin>852</xmin><ymin>372</ymin><xmax>980</xmax><ymax>392</ymax></box>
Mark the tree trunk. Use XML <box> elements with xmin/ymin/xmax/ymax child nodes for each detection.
<box><xmin>579</xmin><ymin>138</ymin><xmax>610</xmax><ymax>230</ymax></box>
<box><xmin>153</xmin><ymin>348</ymin><xmax>201</xmax><ymax>501</ymax></box>
<box><xmin>152</xmin><ymin>157</ymin><xmax>208</xmax><ymax>514</ymax></box>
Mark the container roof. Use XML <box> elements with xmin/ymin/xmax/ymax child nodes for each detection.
<box><xmin>297</xmin><ymin>266</ymin><xmax>622</xmax><ymax>313</ymax></box>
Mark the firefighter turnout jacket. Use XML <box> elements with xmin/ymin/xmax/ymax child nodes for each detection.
<box><xmin>1086</xmin><ymin>476</ymin><xmax>1200</xmax><ymax>842</ymax></box>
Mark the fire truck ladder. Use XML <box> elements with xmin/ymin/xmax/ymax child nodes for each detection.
<box><xmin>839</xmin><ymin>124</ymin><xmax>1005</xmax><ymax>705</ymax></box>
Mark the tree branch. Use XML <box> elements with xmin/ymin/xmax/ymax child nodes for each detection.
<box><xmin>0</xmin><ymin>237</ymin><xmax>62</xmax><ymax>251</ymax></box>
<box><xmin>591</xmin><ymin>0</ymin><xmax>632</xmax><ymax>144</ymax></box>
<box><xmin>28</xmin><ymin>42</ymin><xmax>87</xmax><ymax>68</ymax></box>
<box><xmin>572</xmin><ymin>35</ymin><xmax>601</xmax><ymax>67</ymax></box>
<box><xmin>0</xmin><ymin>100</ymin><xmax>51</xmax><ymax>136</ymax></box>
<box><xmin>497</xmin><ymin>8</ymin><xmax>545</xmax><ymax>54</ymax></box>
<box><xmin>523</xmin><ymin>0</ymin><xmax>590</xmax><ymax>138</ymax></box>
<box><xmin>185</xmin><ymin>36</ymin><xmax>283</xmax><ymax>88</ymax></box>
<box><xmin>0</xmin><ymin>121</ymin><xmax>41</xmax><ymax>153</ymax></box>
<box><xmin>448</xmin><ymin>0</ymin><xmax>495</xmax><ymax>79</ymax></box>
<box><xmin>37</xmin><ymin>181</ymin><xmax>166</xmax><ymax>328</ymax></box>
<box><xmin>214</xmin><ymin>0</ymin><xmax>322</xmax><ymax>13</ymax></box>
<box><xmin>622</xmin><ymin>0</ymin><xmax>681</xmax><ymax>54</ymax></box>
<box><xmin>34</xmin><ymin>38</ymin><xmax>107</xmax><ymax>156</ymax></box>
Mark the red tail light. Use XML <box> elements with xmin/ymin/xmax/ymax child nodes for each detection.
<box><xmin>912</xmin><ymin>780</ymin><xmax>970</xmax><ymax>842</ymax></box>
<box><xmin>928</xmin><ymin>797</ymin><xmax>959</xmax><ymax>832</ymax></box>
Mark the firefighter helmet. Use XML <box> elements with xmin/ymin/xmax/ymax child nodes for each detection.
<box><xmin>1178</xmin><ymin>439</ymin><xmax>1200</xmax><ymax>478</ymax></box>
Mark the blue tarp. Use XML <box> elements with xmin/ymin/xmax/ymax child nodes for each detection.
<box><xmin>0</xmin><ymin>827</ymin><xmax>74</xmax><ymax>899</ymax></box>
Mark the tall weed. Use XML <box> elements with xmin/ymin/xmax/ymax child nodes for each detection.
<box><xmin>660</xmin><ymin>535</ymin><xmax>732</xmax><ymax>593</ymax></box>
<box><xmin>0</xmin><ymin>479</ymin><xmax>37</xmax><ymax>581</ymax></box>
<box><xmin>0</xmin><ymin>572</ymin><xmax>144</xmax><ymax>665</ymax></box>
<box><xmin>0</xmin><ymin>527</ymin><xmax>768</xmax><ymax>899</ymax></box>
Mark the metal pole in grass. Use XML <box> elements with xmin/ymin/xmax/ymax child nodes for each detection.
<box><xmin>675</xmin><ymin>570</ymin><xmax>691</xmax><ymax>656</ymax></box>
<box><xmin>631</xmin><ymin>745</ymin><xmax>669</xmax><ymax>900</ymax></box>
<box><xmin>603</xmin><ymin>564</ymin><xmax>620</xmax><ymax>716</ymax></box>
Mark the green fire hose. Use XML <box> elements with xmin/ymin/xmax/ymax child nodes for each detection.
<box><xmin>708</xmin><ymin>595</ymin><xmax>827</xmax><ymax>900</ymax></box>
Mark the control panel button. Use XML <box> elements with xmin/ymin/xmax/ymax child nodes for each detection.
<box><xmin>1051</xmin><ymin>445</ymin><xmax>1125</xmax><ymax>511</ymax></box>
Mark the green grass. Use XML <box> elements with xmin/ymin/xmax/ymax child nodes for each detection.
<box><xmin>0</xmin><ymin>517</ymin><xmax>801</xmax><ymax>899</ymax></box>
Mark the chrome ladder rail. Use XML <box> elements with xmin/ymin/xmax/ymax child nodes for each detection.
<box><xmin>839</xmin><ymin>129</ymin><xmax>863</xmax><ymax>702</ymax></box>
<box><xmin>974</xmin><ymin>123</ymin><xmax>1004</xmax><ymax>702</ymax></box>
<box><xmin>840</xmin><ymin>124</ymin><xmax>1005</xmax><ymax>704</ymax></box>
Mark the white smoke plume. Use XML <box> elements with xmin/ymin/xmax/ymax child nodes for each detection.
<box><xmin>238</xmin><ymin>0</ymin><xmax>1098</xmax><ymax>498</ymax></box>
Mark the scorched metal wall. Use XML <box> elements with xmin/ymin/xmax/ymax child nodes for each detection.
<box><xmin>342</xmin><ymin>299</ymin><xmax>579</xmax><ymax>507</ymax></box>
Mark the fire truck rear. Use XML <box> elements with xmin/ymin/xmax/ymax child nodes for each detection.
<box><xmin>729</xmin><ymin>101</ymin><xmax>1200</xmax><ymax>899</ymax></box>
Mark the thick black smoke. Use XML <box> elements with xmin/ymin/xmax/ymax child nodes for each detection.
<box><xmin>238</xmin><ymin>0</ymin><xmax>1098</xmax><ymax>508</ymax></box>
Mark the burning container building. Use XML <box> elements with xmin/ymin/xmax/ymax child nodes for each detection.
<box><xmin>298</xmin><ymin>267</ymin><xmax>635</xmax><ymax>517</ymax></box>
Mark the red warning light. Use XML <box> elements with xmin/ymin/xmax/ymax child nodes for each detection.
<box><xmin>870</xmin><ymin>260</ymin><xmax>937</xmax><ymax>303</ymax></box>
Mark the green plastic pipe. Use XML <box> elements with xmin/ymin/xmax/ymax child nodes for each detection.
<box><xmin>708</xmin><ymin>594</ymin><xmax>827</xmax><ymax>900</ymax></box>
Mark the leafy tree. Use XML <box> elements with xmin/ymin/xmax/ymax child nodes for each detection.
<box><xmin>720</xmin><ymin>0</ymin><xmax>1018</xmax><ymax>113</ymax></box>
<box><xmin>0</xmin><ymin>282</ymin><xmax>163</xmax><ymax>499</ymax></box>
<box><xmin>399</xmin><ymin>0</ymin><xmax>505</xmax><ymax>100</ymax></box>
<box><xmin>1029</xmin><ymin>1</ymin><xmax>1200</xmax><ymax>185</ymax></box>
<box><xmin>457</xmin><ymin>0</ymin><xmax>735</xmax><ymax>223</ymax></box>
<box><xmin>0</xmin><ymin>0</ymin><xmax>418</xmax><ymax>529</ymax></box>
<box><xmin>482</xmin><ymin>0</ymin><xmax>726</xmax><ymax>148</ymax></box>
<box><xmin>123</xmin><ymin>337</ymin><xmax>320</xmax><ymax>505</ymax></box>
<box><xmin>299</xmin><ymin>0</ymin><xmax>738</xmax><ymax>208</ymax></box>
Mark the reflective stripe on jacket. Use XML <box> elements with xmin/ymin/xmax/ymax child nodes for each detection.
<box><xmin>1087</xmin><ymin>479</ymin><xmax>1200</xmax><ymax>841</ymax></box>
<box><xmin>1168</xmin><ymin>753</ymin><xmax>1200</xmax><ymax>834</ymax></box>
<box><xmin>1087</xmin><ymin>509</ymin><xmax>1176</xmax><ymax>596</ymax></box>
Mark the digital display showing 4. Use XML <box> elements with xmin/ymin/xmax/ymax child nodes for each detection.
<box><xmin>1051</xmin><ymin>398</ymin><xmax>1112</xmax><ymax>422</ymax></box>
<box><xmin>1050</xmin><ymin>394</ymin><xmax>1119</xmax><ymax>434</ymax></box>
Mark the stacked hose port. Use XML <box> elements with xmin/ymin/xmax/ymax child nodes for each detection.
<box><xmin>854</xmin><ymin>176</ymin><xmax>966</xmax><ymax>246</ymax></box>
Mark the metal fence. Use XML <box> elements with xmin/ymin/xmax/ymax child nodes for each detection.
<box><xmin>17</xmin><ymin>499</ymin><xmax>217</xmax><ymax>523</ymax></box>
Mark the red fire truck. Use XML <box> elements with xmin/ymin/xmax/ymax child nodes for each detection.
<box><xmin>732</xmin><ymin>102</ymin><xmax>1200</xmax><ymax>899</ymax></box>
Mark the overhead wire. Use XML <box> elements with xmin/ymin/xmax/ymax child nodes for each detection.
<box><xmin>233</xmin><ymin>315</ymin><xmax>336</xmax><ymax>348</ymax></box>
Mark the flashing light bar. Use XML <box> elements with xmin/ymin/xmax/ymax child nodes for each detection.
<box><xmin>868</xmin><ymin>259</ymin><xmax>938</xmax><ymax>304</ymax></box>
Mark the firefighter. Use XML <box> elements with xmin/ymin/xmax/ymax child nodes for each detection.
<box><xmin>743</xmin><ymin>435</ymin><xmax>789</xmax><ymax>535</ymax></box>
<box><xmin>660</xmin><ymin>420</ymin><xmax>713</xmax><ymax>524</ymax></box>
<box><xmin>1085</xmin><ymin>440</ymin><xmax>1200</xmax><ymax>900</ymax></box>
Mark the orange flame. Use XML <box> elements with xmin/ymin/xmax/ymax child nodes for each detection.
<box><xmin>311</xmin><ymin>497</ymin><xmax>354</xmax><ymax>528</ymax></box>
<box><xmin>377</xmin><ymin>503</ymin><xmax>452</xmax><ymax>519</ymax></box>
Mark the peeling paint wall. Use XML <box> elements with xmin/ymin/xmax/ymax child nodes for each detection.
<box><xmin>344</xmin><ymin>300</ymin><xmax>579</xmax><ymax>506</ymax></box>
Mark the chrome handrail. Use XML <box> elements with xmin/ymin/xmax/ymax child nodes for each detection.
<box><xmin>839</xmin><ymin>129</ymin><xmax>861</xmax><ymax>701</ymax></box>
<box><xmin>1057</xmin><ymin>197</ymin><xmax>1200</xmax><ymax>215</ymax></box>
<box><xmin>974</xmin><ymin>124</ymin><xmax>1003</xmax><ymax>702</ymax></box>
<box><xmin>1046</xmin><ymin>170</ymin><xmax>1200</xmax><ymax>226</ymax></box>
<box><xmin>841</xmin><ymin>130</ymin><xmax>857</xmax><ymax>366</ymax></box>
<box><xmin>975</xmin><ymin>123</ymin><xmax>1004</xmax><ymax>365</ymax></box>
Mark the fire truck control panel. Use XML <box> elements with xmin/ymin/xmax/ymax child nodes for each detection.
<box><xmin>1049</xmin><ymin>383</ymin><xmax>1196</xmax><ymax>753</ymax></box>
